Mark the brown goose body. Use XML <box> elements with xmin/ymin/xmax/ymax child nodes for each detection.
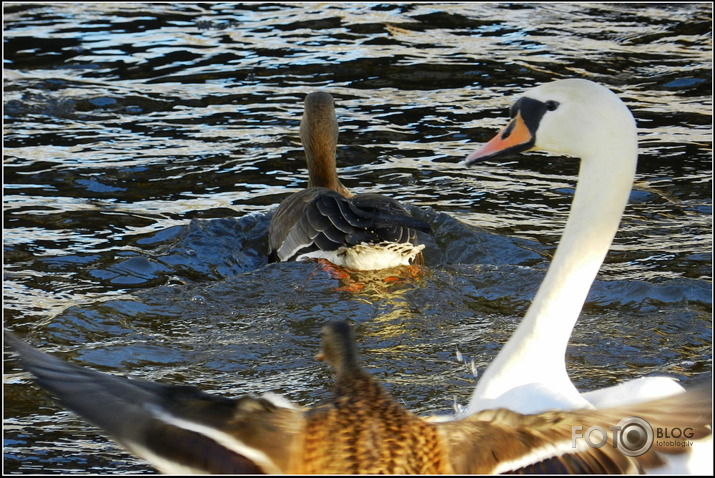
<box><xmin>268</xmin><ymin>92</ymin><xmax>430</xmax><ymax>270</ymax></box>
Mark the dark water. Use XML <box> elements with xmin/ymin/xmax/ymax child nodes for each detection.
<box><xmin>3</xmin><ymin>2</ymin><xmax>712</xmax><ymax>474</ymax></box>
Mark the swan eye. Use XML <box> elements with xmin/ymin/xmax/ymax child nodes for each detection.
<box><xmin>545</xmin><ymin>100</ymin><xmax>559</xmax><ymax>111</ymax></box>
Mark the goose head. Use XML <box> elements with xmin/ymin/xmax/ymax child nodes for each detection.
<box><xmin>300</xmin><ymin>91</ymin><xmax>351</xmax><ymax>197</ymax></box>
<box><xmin>464</xmin><ymin>78</ymin><xmax>637</xmax><ymax>166</ymax></box>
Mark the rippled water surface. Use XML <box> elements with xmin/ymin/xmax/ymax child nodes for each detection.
<box><xmin>3</xmin><ymin>2</ymin><xmax>712</xmax><ymax>474</ymax></box>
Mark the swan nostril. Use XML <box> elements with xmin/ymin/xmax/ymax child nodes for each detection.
<box><xmin>501</xmin><ymin>120</ymin><xmax>516</xmax><ymax>140</ymax></box>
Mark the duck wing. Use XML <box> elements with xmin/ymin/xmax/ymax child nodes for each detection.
<box><xmin>438</xmin><ymin>383</ymin><xmax>712</xmax><ymax>474</ymax></box>
<box><xmin>5</xmin><ymin>331</ymin><xmax>304</xmax><ymax>474</ymax></box>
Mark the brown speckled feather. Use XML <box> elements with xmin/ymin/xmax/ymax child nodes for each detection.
<box><xmin>5</xmin><ymin>323</ymin><xmax>712</xmax><ymax>474</ymax></box>
<box><xmin>296</xmin><ymin>371</ymin><xmax>450</xmax><ymax>474</ymax></box>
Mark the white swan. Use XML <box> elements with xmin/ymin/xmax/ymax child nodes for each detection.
<box><xmin>461</xmin><ymin>78</ymin><xmax>711</xmax><ymax>472</ymax></box>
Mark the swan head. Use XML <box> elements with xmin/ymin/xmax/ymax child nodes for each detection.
<box><xmin>464</xmin><ymin>79</ymin><xmax>637</xmax><ymax>165</ymax></box>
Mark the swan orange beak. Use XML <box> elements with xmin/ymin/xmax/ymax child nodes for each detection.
<box><xmin>463</xmin><ymin>112</ymin><xmax>535</xmax><ymax>165</ymax></box>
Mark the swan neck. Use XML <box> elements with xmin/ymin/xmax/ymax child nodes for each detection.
<box><xmin>521</xmin><ymin>153</ymin><xmax>635</xmax><ymax>347</ymax></box>
<box><xmin>470</xmin><ymin>143</ymin><xmax>637</xmax><ymax>406</ymax></box>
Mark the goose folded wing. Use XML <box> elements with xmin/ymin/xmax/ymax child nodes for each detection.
<box><xmin>351</xmin><ymin>193</ymin><xmax>432</xmax><ymax>234</ymax></box>
<box><xmin>270</xmin><ymin>188</ymin><xmax>328</xmax><ymax>260</ymax></box>
<box><xmin>273</xmin><ymin>189</ymin><xmax>352</xmax><ymax>260</ymax></box>
<box><xmin>5</xmin><ymin>331</ymin><xmax>304</xmax><ymax>474</ymax></box>
<box><xmin>275</xmin><ymin>190</ymin><xmax>431</xmax><ymax>260</ymax></box>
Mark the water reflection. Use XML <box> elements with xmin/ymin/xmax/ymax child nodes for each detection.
<box><xmin>3</xmin><ymin>2</ymin><xmax>711</xmax><ymax>474</ymax></box>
